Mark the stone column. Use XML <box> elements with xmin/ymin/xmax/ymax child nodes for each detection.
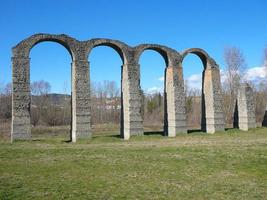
<box><xmin>237</xmin><ymin>83</ymin><xmax>256</xmax><ymax>131</ymax></box>
<box><xmin>121</xmin><ymin>63</ymin><xmax>143</xmax><ymax>139</ymax></box>
<box><xmin>11</xmin><ymin>56</ymin><xmax>31</xmax><ymax>141</ymax></box>
<box><xmin>202</xmin><ymin>62</ymin><xmax>225</xmax><ymax>133</ymax></box>
<box><xmin>71</xmin><ymin>59</ymin><xmax>91</xmax><ymax>142</ymax></box>
<box><xmin>165</xmin><ymin>66</ymin><xmax>187</xmax><ymax>137</ymax></box>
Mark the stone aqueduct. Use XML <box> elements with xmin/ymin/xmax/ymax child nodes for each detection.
<box><xmin>11</xmin><ymin>34</ymin><xmax>225</xmax><ymax>142</ymax></box>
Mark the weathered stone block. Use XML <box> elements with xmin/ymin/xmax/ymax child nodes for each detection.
<box><xmin>165</xmin><ymin>66</ymin><xmax>187</xmax><ymax>136</ymax></box>
<box><xmin>202</xmin><ymin>66</ymin><xmax>225</xmax><ymax>133</ymax></box>
<box><xmin>236</xmin><ymin>83</ymin><xmax>256</xmax><ymax>131</ymax></box>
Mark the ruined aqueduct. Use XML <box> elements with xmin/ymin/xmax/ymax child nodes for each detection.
<box><xmin>11</xmin><ymin>33</ymin><xmax>226</xmax><ymax>142</ymax></box>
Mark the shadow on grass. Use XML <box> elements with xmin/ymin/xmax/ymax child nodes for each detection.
<box><xmin>187</xmin><ymin>129</ymin><xmax>202</xmax><ymax>134</ymax></box>
<box><xmin>144</xmin><ymin>131</ymin><xmax>164</xmax><ymax>136</ymax></box>
<box><xmin>188</xmin><ymin>127</ymin><xmax>240</xmax><ymax>134</ymax></box>
<box><xmin>63</xmin><ymin>139</ymin><xmax>72</xmax><ymax>143</ymax></box>
<box><xmin>105</xmin><ymin>134</ymin><xmax>121</xmax><ymax>138</ymax></box>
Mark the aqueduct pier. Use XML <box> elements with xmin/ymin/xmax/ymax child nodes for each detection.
<box><xmin>11</xmin><ymin>33</ymin><xmax>225</xmax><ymax>142</ymax></box>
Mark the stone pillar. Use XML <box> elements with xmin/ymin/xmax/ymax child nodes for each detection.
<box><xmin>71</xmin><ymin>59</ymin><xmax>91</xmax><ymax>142</ymax></box>
<box><xmin>262</xmin><ymin>105</ymin><xmax>267</xmax><ymax>127</ymax></box>
<box><xmin>11</xmin><ymin>56</ymin><xmax>31</xmax><ymax>141</ymax></box>
<box><xmin>237</xmin><ymin>83</ymin><xmax>256</xmax><ymax>131</ymax></box>
<box><xmin>202</xmin><ymin>64</ymin><xmax>225</xmax><ymax>133</ymax></box>
<box><xmin>121</xmin><ymin>63</ymin><xmax>143</xmax><ymax>139</ymax></box>
<box><xmin>165</xmin><ymin>66</ymin><xmax>187</xmax><ymax>137</ymax></box>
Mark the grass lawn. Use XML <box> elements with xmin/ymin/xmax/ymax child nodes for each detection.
<box><xmin>0</xmin><ymin>128</ymin><xmax>267</xmax><ymax>199</ymax></box>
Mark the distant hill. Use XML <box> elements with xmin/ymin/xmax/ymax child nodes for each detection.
<box><xmin>31</xmin><ymin>93</ymin><xmax>71</xmax><ymax>106</ymax></box>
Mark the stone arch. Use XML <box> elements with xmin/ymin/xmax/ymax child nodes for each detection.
<box><xmin>12</xmin><ymin>33</ymin><xmax>78</xmax><ymax>59</ymax></box>
<box><xmin>134</xmin><ymin>45</ymin><xmax>169</xmax><ymax>135</ymax></box>
<box><xmin>11</xmin><ymin>33</ymin><xmax>225</xmax><ymax>142</ymax></box>
<box><xmin>134</xmin><ymin>44</ymin><xmax>179</xmax><ymax>67</ymax></box>
<box><xmin>11</xmin><ymin>34</ymin><xmax>89</xmax><ymax>142</ymax></box>
<box><xmin>180</xmin><ymin>48</ymin><xmax>214</xmax><ymax>69</ymax></box>
<box><xmin>132</xmin><ymin>44</ymin><xmax>185</xmax><ymax>137</ymax></box>
<box><xmin>180</xmin><ymin>48</ymin><xmax>225</xmax><ymax>133</ymax></box>
<box><xmin>83</xmin><ymin>39</ymin><xmax>131</xmax><ymax>139</ymax></box>
<box><xmin>84</xmin><ymin>39</ymin><xmax>130</xmax><ymax>64</ymax></box>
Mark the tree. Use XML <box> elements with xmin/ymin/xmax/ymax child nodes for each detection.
<box><xmin>224</xmin><ymin>47</ymin><xmax>247</xmax><ymax>96</ymax></box>
<box><xmin>90</xmin><ymin>80</ymin><xmax>121</xmax><ymax>125</ymax></box>
<box><xmin>185</xmin><ymin>88</ymin><xmax>201</xmax><ymax>128</ymax></box>
<box><xmin>224</xmin><ymin>47</ymin><xmax>247</xmax><ymax>125</ymax></box>
<box><xmin>0</xmin><ymin>83</ymin><xmax>12</xmax><ymax>119</ymax></box>
<box><xmin>30</xmin><ymin>80</ymin><xmax>51</xmax><ymax>126</ymax></box>
<box><xmin>31</xmin><ymin>80</ymin><xmax>51</xmax><ymax>96</ymax></box>
<box><xmin>62</xmin><ymin>81</ymin><xmax>71</xmax><ymax>126</ymax></box>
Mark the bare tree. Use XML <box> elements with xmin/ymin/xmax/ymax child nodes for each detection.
<box><xmin>0</xmin><ymin>83</ymin><xmax>12</xmax><ymax>119</ymax></box>
<box><xmin>91</xmin><ymin>80</ymin><xmax>121</xmax><ymax>125</ymax></box>
<box><xmin>62</xmin><ymin>81</ymin><xmax>71</xmax><ymax>125</ymax></box>
<box><xmin>30</xmin><ymin>80</ymin><xmax>51</xmax><ymax>126</ymax></box>
<box><xmin>224</xmin><ymin>47</ymin><xmax>247</xmax><ymax>125</ymax></box>
<box><xmin>4</xmin><ymin>83</ymin><xmax>11</xmax><ymax>95</ymax></box>
<box><xmin>185</xmin><ymin>88</ymin><xmax>202</xmax><ymax>128</ymax></box>
<box><xmin>224</xmin><ymin>47</ymin><xmax>247</xmax><ymax>95</ymax></box>
<box><xmin>31</xmin><ymin>80</ymin><xmax>51</xmax><ymax>96</ymax></box>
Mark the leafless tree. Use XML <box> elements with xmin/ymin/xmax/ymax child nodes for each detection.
<box><xmin>91</xmin><ymin>80</ymin><xmax>121</xmax><ymax>125</ymax></box>
<box><xmin>0</xmin><ymin>83</ymin><xmax>12</xmax><ymax>119</ymax></box>
<box><xmin>224</xmin><ymin>47</ymin><xmax>247</xmax><ymax>95</ymax></box>
<box><xmin>185</xmin><ymin>88</ymin><xmax>202</xmax><ymax>129</ymax></box>
<box><xmin>61</xmin><ymin>81</ymin><xmax>71</xmax><ymax>125</ymax></box>
<box><xmin>31</xmin><ymin>80</ymin><xmax>51</xmax><ymax>96</ymax></box>
<box><xmin>224</xmin><ymin>47</ymin><xmax>247</xmax><ymax>125</ymax></box>
<box><xmin>30</xmin><ymin>80</ymin><xmax>51</xmax><ymax>126</ymax></box>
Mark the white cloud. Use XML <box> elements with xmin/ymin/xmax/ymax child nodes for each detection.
<box><xmin>185</xmin><ymin>73</ymin><xmax>202</xmax><ymax>90</ymax></box>
<box><xmin>220</xmin><ymin>65</ymin><xmax>267</xmax><ymax>85</ymax></box>
<box><xmin>149</xmin><ymin>66</ymin><xmax>266</xmax><ymax>92</ymax></box>
<box><xmin>244</xmin><ymin>66</ymin><xmax>267</xmax><ymax>81</ymax></box>
<box><xmin>146</xmin><ymin>86</ymin><xmax>163</xmax><ymax>94</ymax></box>
<box><xmin>158</xmin><ymin>76</ymin><xmax>164</xmax><ymax>82</ymax></box>
<box><xmin>187</xmin><ymin>73</ymin><xmax>202</xmax><ymax>82</ymax></box>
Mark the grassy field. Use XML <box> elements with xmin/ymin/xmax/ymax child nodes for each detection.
<box><xmin>0</xmin><ymin>127</ymin><xmax>267</xmax><ymax>199</ymax></box>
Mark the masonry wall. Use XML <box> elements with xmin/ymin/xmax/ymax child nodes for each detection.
<box><xmin>11</xmin><ymin>34</ymin><xmax>226</xmax><ymax>142</ymax></box>
<box><xmin>11</xmin><ymin>57</ymin><xmax>31</xmax><ymax>140</ymax></box>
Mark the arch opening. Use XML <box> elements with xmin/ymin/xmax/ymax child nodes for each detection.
<box><xmin>29</xmin><ymin>39</ymin><xmax>74</xmax><ymax>60</ymax></box>
<box><xmin>88</xmin><ymin>46</ymin><xmax>123</xmax><ymax>137</ymax></box>
<box><xmin>181</xmin><ymin>49</ymin><xmax>209</xmax><ymax>70</ymax></box>
<box><xmin>182</xmin><ymin>53</ymin><xmax>205</xmax><ymax>132</ymax></box>
<box><xmin>86</xmin><ymin>39</ymin><xmax>128</xmax><ymax>65</ymax></box>
<box><xmin>93</xmin><ymin>43</ymin><xmax>125</xmax><ymax>64</ymax></box>
<box><xmin>29</xmin><ymin>41</ymin><xmax>72</xmax><ymax>140</ymax></box>
<box><xmin>139</xmin><ymin>49</ymin><xmax>167</xmax><ymax>135</ymax></box>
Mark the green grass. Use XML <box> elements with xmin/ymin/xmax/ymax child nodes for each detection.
<box><xmin>0</xmin><ymin>128</ymin><xmax>267</xmax><ymax>199</ymax></box>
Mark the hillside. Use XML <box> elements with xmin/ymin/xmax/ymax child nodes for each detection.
<box><xmin>31</xmin><ymin>93</ymin><xmax>71</xmax><ymax>106</ymax></box>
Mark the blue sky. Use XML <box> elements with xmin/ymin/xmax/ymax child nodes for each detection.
<box><xmin>0</xmin><ymin>0</ymin><xmax>267</xmax><ymax>94</ymax></box>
